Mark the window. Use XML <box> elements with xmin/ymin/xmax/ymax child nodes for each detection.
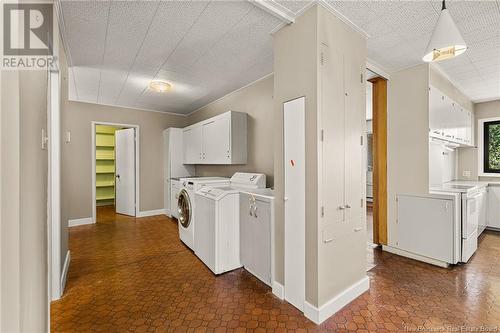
<box><xmin>483</xmin><ymin>120</ymin><xmax>500</xmax><ymax>173</ymax></box>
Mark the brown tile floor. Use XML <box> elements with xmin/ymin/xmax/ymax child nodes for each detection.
<box><xmin>51</xmin><ymin>206</ymin><xmax>500</xmax><ymax>332</ymax></box>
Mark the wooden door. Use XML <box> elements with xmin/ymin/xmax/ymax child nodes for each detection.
<box><xmin>369</xmin><ymin>77</ymin><xmax>388</xmax><ymax>245</ymax></box>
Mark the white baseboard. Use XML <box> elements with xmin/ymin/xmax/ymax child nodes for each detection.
<box><xmin>68</xmin><ymin>217</ymin><xmax>93</xmax><ymax>227</ymax></box>
<box><xmin>382</xmin><ymin>245</ymin><xmax>449</xmax><ymax>268</ymax></box>
<box><xmin>272</xmin><ymin>281</ymin><xmax>284</xmax><ymax>300</ymax></box>
<box><xmin>137</xmin><ymin>209</ymin><xmax>166</xmax><ymax>218</ymax></box>
<box><xmin>60</xmin><ymin>250</ymin><xmax>71</xmax><ymax>294</ymax></box>
<box><xmin>304</xmin><ymin>276</ymin><xmax>369</xmax><ymax>324</ymax></box>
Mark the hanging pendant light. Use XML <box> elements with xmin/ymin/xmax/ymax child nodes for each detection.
<box><xmin>423</xmin><ymin>0</ymin><xmax>467</xmax><ymax>62</ymax></box>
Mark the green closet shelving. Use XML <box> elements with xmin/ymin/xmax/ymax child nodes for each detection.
<box><xmin>96</xmin><ymin>125</ymin><xmax>118</xmax><ymax>206</ymax></box>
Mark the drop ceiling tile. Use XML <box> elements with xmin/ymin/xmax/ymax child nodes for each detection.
<box><xmin>193</xmin><ymin>7</ymin><xmax>278</xmax><ymax>78</ymax></box>
<box><xmin>163</xmin><ymin>1</ymin><xmax>255</xmax><ymax>73</ymax></box>
<box><xmin>60</xmin><ymin>1</ymin><xmax>109</xmax><ymax>66</ymax></box>
<box><xmin>326</xmin><ymin>1</ymin><xmax>371</xmax><ymax>25</ymax></box>
<box><xmin>363</xmin><ymin>19</ymin><xmax>393</xmax><ymax>38</ymax></box>
<box><xmin>71</xmin><ymin>66</ymin><xmax>100</xmax><ymax>103</ymax></box>
<box><xmin>133</xmin><ymin>1</ymin><xmax>208</xmax><ymax>71</ymax></box>
<box><xmin>61</xmin><ymin>0</ymin><xmax>500</xmax><ymax>111</ymax></box>
<box><xmin>98</xmin><ymin>69</ymin><xmax>129</xmax><ymax>105</ymax></box>
<box><xmin>101</xmin><ymin>1</ymin><xmax>158</xmax><ymax>71</ymax></box>
<box><xmin>381</xmin><ymin>1</ymin><xmax>437</xmax><ymax>31</ymax></box>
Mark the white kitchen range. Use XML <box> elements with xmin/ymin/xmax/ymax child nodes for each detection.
<box><xmin>390</xmin><ymin>84</ymin><xmax>500</xmax><ymax>268</ymax></box>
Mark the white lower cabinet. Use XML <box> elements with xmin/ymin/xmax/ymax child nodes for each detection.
<box><xmin>487</xmin><ymin>186</ymin><xmax>500</xmax><ymax>229</ymax></box>
<box><xmin>240</xmin><ymin>193</ymin><xmax>272</xmax><ymax>286</ymax></box>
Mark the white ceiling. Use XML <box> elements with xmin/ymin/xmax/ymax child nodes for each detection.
<box><xmin>60</xmin><ymin>1</ymin><xmax>500</xmax><ymax>115</ymax></box>
<box><xmin>61</xmin><ymin>1</ymin><xmax>281</xmax><ymax>114</ymax></box>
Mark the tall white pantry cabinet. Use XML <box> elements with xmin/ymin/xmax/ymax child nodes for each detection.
<box><xmin>317</xmin><ymin>41</ymin><xmax>367</xmax><ymax>304</ymax></box>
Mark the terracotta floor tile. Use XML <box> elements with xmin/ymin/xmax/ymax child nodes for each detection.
<box><xmin>51</xmin><ymin>206</ymin><xmax>500</xmax><ymax>332</ymax></box>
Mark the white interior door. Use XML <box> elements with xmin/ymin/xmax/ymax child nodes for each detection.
<box><xmin>115</xmin><ymin>128</ymin><xmax>136</xmax><ymax>216</ymax></box>
<box><xmin>284</xmin><ymin>97</ymin><xmax>305</xmax><ymax>311</ymax></box>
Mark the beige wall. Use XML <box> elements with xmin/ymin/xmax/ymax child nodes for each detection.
<box><xmin>60</xmin><ymin>85</ymin><xmax>187</xmax><ymax>220</ymax></box>
<box><xmin>458</xmin><ymin>100</ymin><xmax>500</xmax><ymax>181</ymax></box>
<box><xmin>1</xmin><ymin>69</ymin><xmax>48</xmax><ymax>332</ymax></box>
<box><xmin>273</xmin><ymin>5</ymin><xmax>319</xmax><ymax>305</ymax></box>
<box><xmin>387</xmin><ymin>64</ymin><xmax>430</xmax><ymax>247</ymax></box>
<box><xmin>185</xmin><ymin>75</ymin><xmax>274</xmax><ymax>186</ymax></box>
<box><xmin>19</xmin><ymin>70</ymin><xmax>49</xmax><ymax>331</ymax></box>
<box><xmin>1</xmin><ymin>70</ymin><xmax>22</xmax><ymax>333</ymax></box>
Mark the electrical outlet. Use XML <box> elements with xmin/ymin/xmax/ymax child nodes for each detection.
<box><xmin>463</xmin><ymin>170</ymin><xmax>471</xmax><ymax>178</ymax></box>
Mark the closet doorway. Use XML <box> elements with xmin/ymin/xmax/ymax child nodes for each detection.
<box><xmin>91</xmin><ymin>122</ymin><xmax>139</xmax><ymax>223</ymax></box>
<box><xmin>365</xmin><ymin>68</ymin><xmax>388</xmax><ymax>247</ymax></box>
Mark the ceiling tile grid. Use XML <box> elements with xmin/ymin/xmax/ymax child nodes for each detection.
<box><xmin>61</xmin><ymin>0</ymin><xmax>500</xmax><ymax>114</ymax></box>
<box><xmin>60</xmin><ymin>1</ymin><xmax>110</xmax><ymax>69</ymax></box>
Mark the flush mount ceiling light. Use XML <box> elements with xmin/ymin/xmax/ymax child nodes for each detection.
<box><xmin>423</xmin><ymin>0</ymin><xmax>467</xmax><ymax>62</ymax></box>
<box><xmin>149</xmin><ymin>80</ymin><xmax>172</xmax><ymax>92</ymax></box>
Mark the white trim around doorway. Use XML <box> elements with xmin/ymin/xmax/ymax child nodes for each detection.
<box><xmin>91</xmin><ymin>121</ymin><xmax>140</xmax><ymax>223</ymax></box>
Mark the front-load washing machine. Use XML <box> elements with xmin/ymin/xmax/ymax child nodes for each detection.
<box><xmin>177</xmin><ymin>177</ymin><xmax>229</xmax><ymax>250</ymax></box>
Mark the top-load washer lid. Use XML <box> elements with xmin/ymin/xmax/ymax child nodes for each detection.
<box><xmin>196</xmin><ymin>186</ymin><xmax>238</xmax><ymax>200</ymax></box>
<box><xmin>230</xmin><ymin>172</ymin><xmax>266</xmax><ymax>189</ymax></box>
<box><xmin>180</xmin><ymin>177</ymin><xmax>228</xmax><ymax>182</ymax></box>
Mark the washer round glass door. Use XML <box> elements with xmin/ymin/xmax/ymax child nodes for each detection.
<box><xmin>177</xmin><ymin>189</ymin><xmax>192</xmax><ymax>228</ymax></box>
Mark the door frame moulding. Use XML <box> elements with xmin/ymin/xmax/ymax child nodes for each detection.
<box><xmin>248</xmin><ymin>0</ymin><xmax>295</xmax><ymax>24</ymax></box>
<box><xmin>91</xmin><ymin>121</ymin><xmax>140</xmax><ymax>223</ymax></box>
<box><xmin>48</xmin><ymin>66</ymin><xmax>62</xmax><ymax>302</ymax></box>
<box><xmin>366</xmin><ymin>60</ymin><xmax>391</xmax><ymax>81</ymax></box>
<box><xmin>368</xmin><ymin>77</ymin><xmax>388</xmax><ymax>245</ymax></box>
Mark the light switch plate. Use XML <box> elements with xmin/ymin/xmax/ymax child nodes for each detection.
<box><xmin>66</xmin><ymin>131</ymin><xmax>71</xmax><ymax>143</ymax></box>
<box><xmin>41</xmin><ymin>128</ymin><xmax>48</xmax><ymax>150</ymax></box>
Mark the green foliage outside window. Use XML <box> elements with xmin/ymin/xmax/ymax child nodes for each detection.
<box><xmin>485</xmin><ymin>122</ymin><xmax>500</xmax><ymax>173</ymax></box>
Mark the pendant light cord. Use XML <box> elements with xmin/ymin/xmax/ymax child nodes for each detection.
<box><xmin>442</xmin><ymin>0</ymin><xmax>446</xmax><ymax>10</ymax></box>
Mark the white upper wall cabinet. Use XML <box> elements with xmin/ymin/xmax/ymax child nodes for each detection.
<box><xmin>429</xmin><ymin>85</ymin><xmax>473</xmax><ymax>146</ymax></box>
<box><xmin>183</xmin><ymin>111</ymin><xmax>247</xmax><ymax>165</ymax></box>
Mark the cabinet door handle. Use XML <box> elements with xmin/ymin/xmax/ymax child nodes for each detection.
<box><xmin>345</xmin><ymin>204</ymin><xmax>351</xmax><ymax>209</ymax></box>
<box><xmin>354</xmin><ymin>227</ymin><xmax>362</xmax><ymax>232</ymax></box>
<box><xmin>338</xmin><ymin>206</ymin><xmax>345</xmax><ymax>210</ymax></box>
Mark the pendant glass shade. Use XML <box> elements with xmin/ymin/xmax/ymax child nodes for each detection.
<box><xmin>423</xmin><ymin>8</ymin><xmax>467</xmax><ymax>62</ymax></box>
